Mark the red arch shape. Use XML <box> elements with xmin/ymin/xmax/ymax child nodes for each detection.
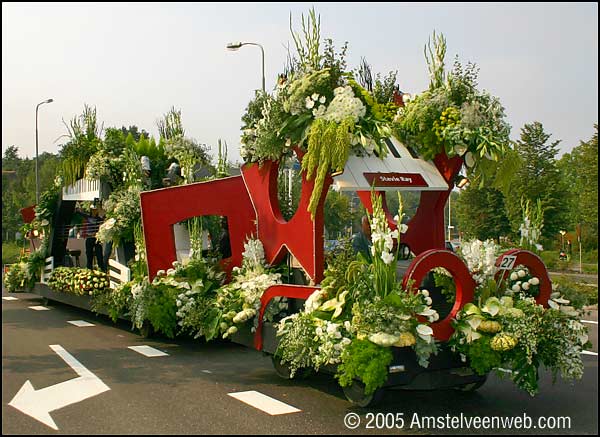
<box><xmin>402</xmin><ymin>249</ymin><xmax>476</xmax><ymax>341</ymax></box>
<box><xmin>494</xmin><ymin>249</ymin><xmax>552</xmax><ymax>307</ymax></box>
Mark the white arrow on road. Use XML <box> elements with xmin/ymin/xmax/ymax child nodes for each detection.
<box><xmin>8</xmin><ymin>344</ymin><xmax>110</xmax><ymax>430</ymax></box>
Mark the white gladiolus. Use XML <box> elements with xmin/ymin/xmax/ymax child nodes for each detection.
<box><xmin>381</xmin><ymin>251</ymin><xmax>395</xmax><ymax>265</ymax></box>
<box><xmin>421</xmin><ymin>289</ymin><xmax>430</xmax><ymax>297</ymax></box>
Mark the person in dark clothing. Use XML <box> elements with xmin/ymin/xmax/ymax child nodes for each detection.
<box><xmin>85</xmin><ymin>208</ymin><xmax>105</xmax><ymax>271</ymax></box>
<box><xmin>218</xmin><ymin>217</ymin><xmax>232</xmax><ymax>259</ymax></box>
<box><xmin>352</xmin><ymin>216</ymin><xmax>373</xmax><ymax>262</ymax></box>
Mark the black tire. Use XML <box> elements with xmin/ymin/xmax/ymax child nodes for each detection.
<box><xmin>454</xmin><ymin>376</ymin><xmax>487</xmax><ymax>392</ymax></box>
<box><xmin>343</xmin><ymin>381</ymin><xmax>385</xmax><ymax>408</ymax></box>
<box><xmin>272</xmin><ymin>356</ymin><xmax>295</xmax><ymax>379</ymax></box>
<box><xmin>139</xmin><ymin>320</ymin><xmax>154</xmax><ymax>338</ymax></box>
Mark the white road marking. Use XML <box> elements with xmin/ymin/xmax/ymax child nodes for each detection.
<box><xmin>582</xmin><ymin>350</ymin><xmax>598</xmax><ymax>356</ymax></box>
<box><xmin>67</xmin><ymin>320</ymin><xmax>95</xmax><ymax>327</ymax></box>
<box><xmin>128</xmin><ymin>345</ymin><xmax>169</xmax><ymax>357</ymax></box>
<box><xmin>29</xmin><ymin>306</ymin><xmax>50</xmax><ymax>311</ymax></box>
<box><xmin>3</xmin><ymin>296</ymin><xmax>19</xmax><ymax>301</ymax></box>
<box><xmin>8</xmin><ymin>345</ymin><xmax>110</xmax><ymax>430</ymax></box>
<box><xmin>581</xmin><ymin>320</ymin><xmax>598</xmax><ymax>325</ymax></box>
<box><xmin>228</xmin><ymin>391</ymin><xmax>301</xmax><ymax>415</ymax></box>
<box><xmin>202</xmin><ymin>370</ymin><xmax>212</xmax><ymax>374</ymax></box>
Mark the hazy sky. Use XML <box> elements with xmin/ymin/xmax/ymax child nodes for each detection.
<box><xmin>2</xmin><ymin>2</ymin><xmax>598</xmax><ymax>165</ymax></box>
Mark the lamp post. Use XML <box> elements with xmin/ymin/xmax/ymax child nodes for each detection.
<box><xmin>35</xmin><ymin>98</ymin><xmax>54</xmax><ymax>204</ymax></box>
<box><xmin>226</xmin><ymin>41</ymin><xmax>265</xmax><ymax>92</ymax></box>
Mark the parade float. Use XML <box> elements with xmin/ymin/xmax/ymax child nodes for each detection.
<box><xmin>10</xmin><ymin>11</ymin><xmax>589</xmax><ymax>407</ymax></box>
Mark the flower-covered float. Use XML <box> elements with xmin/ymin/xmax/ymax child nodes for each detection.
<box><xmin>23</xmin><ymin>10</ymin><xmax>589</xmax><ymax>407</ymax></box>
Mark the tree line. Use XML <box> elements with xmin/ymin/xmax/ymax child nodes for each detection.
<box><xmin>454</xmin><ymin>122</ymin><xmax>598</xmax><ymax>251</ymax></box>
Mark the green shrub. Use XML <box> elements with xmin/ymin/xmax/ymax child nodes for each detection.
<box><xmin>552</xmin><ymin>275</ymin><xmax>598</xmax><ymax>309</ymax></box>
<box><xmin>2</xmin><ymin>242</ymin><xmax>23</xmax><ymax>265</ymax></box>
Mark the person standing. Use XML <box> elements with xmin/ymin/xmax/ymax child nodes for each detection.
<box><xmin>85</xmin><ymin>207</ymin><xmax>105</xmax><ymax>271</ymax></box>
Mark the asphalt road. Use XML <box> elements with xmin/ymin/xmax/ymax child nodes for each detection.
<box><xmin>2</xmin><ymin>290</ymin><xmax>598</xmax><ymax>435</ymax></box>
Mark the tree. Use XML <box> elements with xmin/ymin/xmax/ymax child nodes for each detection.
<box><xmin>120</xmin><ymin>125</ymin><xmax>150</xmax><ymax>142</ymax></box>
<box><xmin>2</xmin><ymin>147</ymin><xmax>60</xmax><ymax>241</ymax></box>
<box><xmin>504</xmin><ymin>122</ymin><xmax>568</xmax><ymax>244</ymax></box>
<box><xmin>558</xmin><ymin>124</ymin><xmax>598</xmax><ymax>249</ymax></box>
<box><xmin>454</xmin><ymin>186</ymin><xmax>511</xmax><ymax>242</ymax></box>
<box><xmin>324</xmin><ymin>190</ymin><xmax>355</xmax><ymax>239</ymax></box>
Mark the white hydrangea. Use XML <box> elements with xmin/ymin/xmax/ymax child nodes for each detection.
<box><xmin>317</xmin><ymin>86</ymin><xmax>366</xmax><ymax>123</ymax></box>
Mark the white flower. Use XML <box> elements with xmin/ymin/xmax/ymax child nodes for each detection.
<box><xmin>311</xmin><ymin>93</ymin><xmax>320</xmax><ymax>101</ymax></box>
<box><xmin>425</xmin><ymin>296</ymin><xmax>433</xmax><ymax>306</ymax></box>
<box><xmin>511</xmin><ymin>284</ymin><xmax>521</xmax><ymax>292</ymax></box>
<box><xmin>319</xmin><ymin>95</ymin><xmax>326</xmax><ymax>104</ymax></box>
<box><xmin>305</xmin><ymin>96</ymin><xmax>315</xmax><ymax>109</ymax></box>
<box><xmin>416</xmin><ymin>324</ymin><xmax>434</xmax><ymax>343</ymax></box>
<box><xmin>510</xmin><ymin>272</ymin><xmax>519</xmax><ymax>281</ymax></box>
<box><xmin>399</xmin><ymin>224</ymin><xmax>408</xmax><ymax>234</ymax></box>
<box><xmin>522</xmin><ymin>282</ymin><xmax>530</xmax><ymax>291</ymax></box>
<box><xmin>517</xmin><ymin>269</ymin><xmax>527</xmax><ymax>278</ymax></box>
<box><xmin>529</xmin><ymin>277</ymin><xmax>540</xmax><ymax>286</ymax></box>
<box><xmin>381</xmin><ymin>251</ymin><xmax>395</xmax><ymax>265</ymax></box>
<box><xmin>421</xmin><ymin>289</ymin><xmax>430</xmax><ymax>297</ymax></box>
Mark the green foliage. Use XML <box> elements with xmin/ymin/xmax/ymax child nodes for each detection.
<box><xmin>455</xmin><ymin>185</ymin><xmax>511</xmax><ymax>241</ymax></box>
<box><xmin>276</xmin><ymin>312</ymin><xmax>321</xmax><ymax>377</ymax></box>
<box><xmin>425</xmin><ymin>31</ymin><xmax>447</xmax><ymax>90</ymax></box>
<box><xmin>289</xmin><ymin>7</ymin><xmax>322</xmax><ymax>72</ymax></box>
<box><xmin>58</xmin><ymin>105</ymin><xmax>103</xmax><ymax>186</ymax></box>
<box><xmin>3</xmin><ymin>261</ymin><xmax>31</xmax><ymax>292</ymax></box>
<box><xmin>145</xmin><ymin>282</ymin><xmax>179</xmax><ymax>338</ymax></box>
<box><xmin>302</xmin><ymin>118</ymin><xmax>353</xmax><ymax>218</ymax></box>
<box><xmin>336</xmin><ymin>339</ymin><xmax>393</xmax><ymax>395</ymax></box>
<box><xmin>324</xmin><ymin>190</ymin><xmax>353</xmax><ymax>239</ymax></box>
<box><xmin>464</xmin><ymin>336</ymin><xmax>503</xmax><ymax>375</ymax></box>
<box><xmin>157</xmin><ymin>106</ymin><xmax>185</xmax><ymax>140</ymax></box>
<box><xmin>91</xmin><ymin>282</ymin><xmax>133</xmax><ymax>323</ymax></box>
<box><xmin>451</xmin><ymin>296</ymin><xmax>588</xmax><ymax>396</ymax></box>
<box><xmin>551</xmin><ymin>276</ymin><xmax>598</xmax><ymax>309</ymax></box>
<box><xmin>433</xmin><ymin>269</ymin><xmax>456</xmax><ymax>303</ymax></box>
<box><xmin>504</xmin><ymin>122</ymin><xmax>567</xmax><ymax>240</ymax></box>
<box><xmin>557</xmin><ymin>125</ymin><xmax>598</xmax><ymax>249</ymax></box>
<box><xmin>2</xmin><ymin>242</ymin><xmax>22</xmax><ymax>265</ymax></box>
<box><xmin>101</xmin><ymin>186</ymin><xmax>141</xmax><ymax>245</ymax></box>
<box><xmin>395</xmin><ymin>32</ymin><xmax>510</xmax><ymax>183</ymax></box>
<box><xmin>2</xmin><ymin>148</ymin><xmax>61</xmax><ymax>242</ymax></box>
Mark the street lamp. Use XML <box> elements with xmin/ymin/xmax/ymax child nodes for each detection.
<box><xmin>226</xmin><ymin>41</ymin><xmax>265</xmax><ymax>92</ymax></box>
<box><xmin>35</xmin><ymin>98</ymin><xmax>54</xmax><ymax>204</ymax></box>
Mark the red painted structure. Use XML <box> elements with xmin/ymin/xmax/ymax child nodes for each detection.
<box><xmin>402</xmin><ymin>249</ymin><xmax>476</xmax><ymax>341</ymax></box>
<box><xmin>494</xmin><ymin>249</ymin><xmax>552</xmax><ymax>306</ymax></box>
<box><xmin>140</xmin><ymin>146</ymin><xmax>550</xmax><ymax>347</ymax></box>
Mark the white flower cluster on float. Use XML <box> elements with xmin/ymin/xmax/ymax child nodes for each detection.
<box><xmin>313</xmin><ymin>319</ymin><xmax>352</xmax><ymax>368</ymax></box>
<box><xmin>316</xmin><ymin>86</ymin><xmax>366</xmax><ymax>124</ymax></box>
<box><xmin>240</xmin><ymin>238</ymin><xmax>266</xmax><ymax>273</ymax></box>
<box><xmin>460</xmin><ymin>239</ymin><xmax>500</xmax><ymax>284</ymax></box>
<box><xmin>95</xmin><ymin>217</ymin><xmax>117</xmax><ymax>244</ymax></box>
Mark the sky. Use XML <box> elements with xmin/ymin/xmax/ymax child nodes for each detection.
<box><xmin>2</xmin><ymin>2</ymin><xmax>598</xmax><ymax>165</ymax></box>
